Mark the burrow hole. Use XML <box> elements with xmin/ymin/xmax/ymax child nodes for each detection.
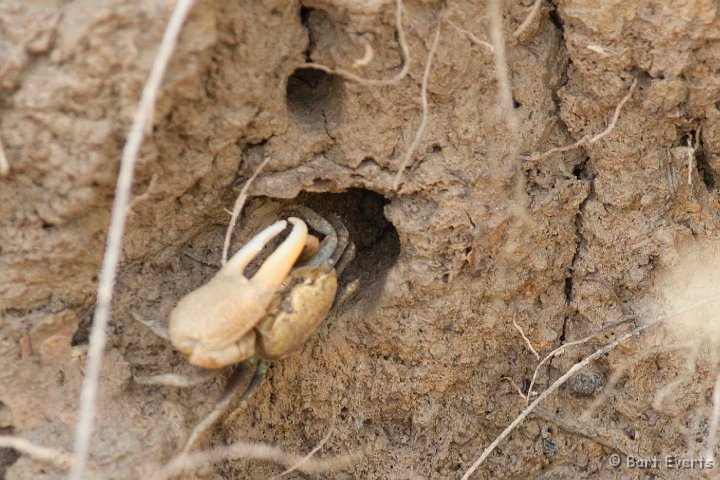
<box><xmin>238</xmin><ymin>189</ymin><xmax>399</xmax><ymax>305</ymax></box>
<box><xmin>297</xmin><ymin>189</ymin><xmax>400</xmax><ymax>291</ymax></box>
<box><xmin>285</xmin><ymin>67</ymin><xmax>344</xmax><ymax>125</ymax></box>
<box><xmin>286</xmin><ymin>4</ymin><xmax>344</xmax><ymax>125</ymax></box>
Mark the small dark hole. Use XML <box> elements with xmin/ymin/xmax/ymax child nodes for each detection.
<box><xmin>512</xmin><ymin>99</ymin><xmax>522</xmax><ymax>108</ymax></box>
<box><xmin>297</xmin><ymin>188</ymin><xmax>400</xmax><ymax>299</ymax></box>
<box><xmin>441</xmin><ymin>273</ymin><xmax>450</xmax><ymax>283</ymax></box>
<box><xmin>564</xmin><ymin>277</ymin><xmax>573</xmax><ymax>300</ymax></box>
<box><xmin>572</xmin><ymin>163</ymin><xmax>584</xmax><ymax>178</ymax></box>
<box><xmin>286</xmin><ymin>68</ymin><xmax>344</xmax><ymax>125</ymax></box>
<box><xmin>41</xmin><ymin>220</ymin><xmax>55</xmax><ymax>230</ymax></box>
<box><xmin>299</xmin><ymin>6</ymin><xmax>312</xmax><ymax>25</ymax></box>
<box><xmin>431</xmin><ymin>144</ymin><xmax>442</xmax><ymax>153</ymax></box>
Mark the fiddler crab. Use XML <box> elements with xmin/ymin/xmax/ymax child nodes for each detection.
<box><xmin>133</xmin><ymin>206</ymin><xmax>355</xmax><ymax>451</ymax></box>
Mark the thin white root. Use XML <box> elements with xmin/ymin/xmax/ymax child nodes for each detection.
<box><xmin>221</xmin><ymin>156</ymin><xmax>271</xmax><ymax>265</ymax></box>
<box><xmin>501</xmin><ymin>376</ymin><xmax>528</xmax><ymax>401</ymax></box>
<box><xmin>0</xmin><ymin>137</ymin><xmax>9</xmax><ymax>176</ymax></box>
<box><xmin>461</xmin><ymin>320</ymin><xmax>658</xmax><ymax>480</ymax></box>
<box><xmin>352</xmin><ymin>37</ymin><xmax>374</xmax><ymax>68</ymax></box>
<box><xmin>488</xmin><ymin>0</ymin><xmax>531</xmax><ymax>227</ymax></box>
<box><xmin>527</xmin><ymin>78</ymin><xmax>638</xmax><ymax>163</ymax></box>
<box><xmin>69</xmin><ymin>1</ymin><xmax>196</xmax><ymax>479</ymax></box>
<box><xmin>150</xmin><ymin>440</ymin><xmax>361</xmax><ymax>480</ymax></box>
<box><xmin>526</xmin><ymin>316</ymin><xmax>636</xmax><ymax>406</ymax></box>
<box><xmin>488</xmin><ymin>0</ymin><xmax>519</xmax><ymax>138</ymax></box>
<box><xmin>513</xmin><ymin>0</ymin><xmax>543</xmax><ymax>39</ymax></box>
<box><xmin>392</xmin><ymin>12</ymin><xmax>442</xmax><ymax>191</ymax></box>
<box><xmin>447</xmin><ymin>19</ymin><xmax>493</xmax><ymax>52</ymax></box>
<box><xmin>270</xmin><ymin>413</ymin><xmax>336</xmax><ymax>480</ymax></box>
<box><xmin>687</xmin><ymin>134</ymin><xmax>694</xmax><ymax>186</ymax></box>
<box><xmin>302</xmin><ymin>0</ymin><xmax>410</xmax><ymax>86</ymax></box>
<box><xmin>512</xmin><ymin>315</ymin><xmax>539</xmax><ymax>360</ymax></box>
<box><xmin>589</xmin><ymin>78</ymin><xmax>638</xmax><ymax>144</ymax></box>
<box><xmin>0</xmin><ymin>435</ymin><xmax>76</xmax><ymax>470</ymax></box>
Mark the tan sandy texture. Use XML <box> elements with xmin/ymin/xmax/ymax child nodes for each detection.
<box><xmin>3</xmin><ymin>0</ymin><xmax>720</xmax><ymax>478</ymax></box>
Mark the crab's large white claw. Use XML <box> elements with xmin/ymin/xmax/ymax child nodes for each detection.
<box><xmin>168</xmin><ymin>217</ymin><xmax>309</xmax><ymax>369</ymax></box>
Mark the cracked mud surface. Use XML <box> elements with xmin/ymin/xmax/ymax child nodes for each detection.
<box><xmin>3</xmin><ymin>0</ymin><xmax>720</xmax><ymax>478</ymax></box>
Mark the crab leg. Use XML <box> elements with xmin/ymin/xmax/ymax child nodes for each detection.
<box><xmin>181</xmin><ymin>360</ymin><xmax>268</xmax><ymax>452</ymax></box>
<box><xmin>290</xmin><ymin>206</ymin><xmax>338</xmax><ymax>266</ymax></box>
<box><xmin>329</xmin><ymin>216</ymin><xmax>351</xmax><ymax>267</ymax></box>
<box><xmin>250</xmin><ymin>217</ymin><xmax>308</xmax><ymax>300</ymax></box>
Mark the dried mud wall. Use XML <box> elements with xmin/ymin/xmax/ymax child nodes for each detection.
<box><xmin>2</xmin><ymin>0</ymin><xmax>720</xmax><ymax>478</ymax></box>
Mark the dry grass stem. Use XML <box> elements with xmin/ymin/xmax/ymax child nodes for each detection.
<box><xmin>687</xmin><ymin>135</ymin><xmax>695</xmax><ymax>186</ymax></box>
<box><xmin>685</xmin><ymin>126</ymin><xmax>703</xmax><ymax>185</ymax></box>
<box><xmin>0</xmin><ymin>435</ymin><xmax>76</xmax><ymax>470</ymax></box>
<box><xmin>526</xmin><ymin>316</ymin><xmax>636</xmax><ymax>406</ymax></box>
<box><xmin>488</xmin><ymin>0</ymin><xmax>519</xmax><ymax>137</ymax></box>
<box><xmin>512</xmin><ymin>315</ymin><xmax>540</xmax><ymax>360</ymax></box>
<box><xmin>69</xmin><ymin>1</ymin><xmax>196</xmax><ymax>478</ymax></box>
<box><xmin>0</xmin><ymin>136</ymin><xmax>9</xmax><ymax>176</ymax></box>
<box><xmin>533</xmin><ymin>408</ymin><xmax>638</xmax><ymax>459</ymax></box>
<box><xmin>463</xmin><ymin>293</ymin><xmax>720</xmax><ymax>478</ymax></box>
<box><xmin>352</xmin><ymin>37</ymin><xmax>374</xmax><ymax>68</ymax></box>
<box><xmin>487</xmin><ymin>0</ymin><xmax>531</xmax><ymax>226</ymax></box>
<box><xmin>588</xmin><ymin>78</ymin><xmax>637</xmax><ymax>143</ymax></box>
<box><xmin>222</xmin><ymin>156</ymin><xmax>271</xmax><ymax>265</ymax></box>
<box><xmin>301</xmin><ymin>0</ymin><xmax>409</xmax><ymax>86</ymax></box>
<box><xmin>527</xmin><ymin>78</ymin><xmax>638</xmax><ymax>163</ymax></box>
<box><xmin>447</xmin><ymin>19</ymin><xmax>493</xmax><ymax>52</ymax></box>
<box><xmin>461</xmin><ymin>320</ymin><xmax>657</xmax><ymax>479</ymax></box>
<box><xmin>392</xmin><ymin>12</ymin><xmax>442</xmax><ymax>191</ymax></box>
<box><xmin>270</xmin><ymin>414</ymin><xmax>337</xmax><ymax>480</ymax></box>
<box><xmin>513</xmin><ymin>0</ymin><xmax>543</xmax><ymax>39</ymax></box>
<box><xmin>150</xmin><ymin>440</ymin><xmax>361</xmax><ymax>480</ymax></box>
<box><xmin>501</xmin><ymin>376</ymin><xmax>528</xmax><ymax>401</ymax></box>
